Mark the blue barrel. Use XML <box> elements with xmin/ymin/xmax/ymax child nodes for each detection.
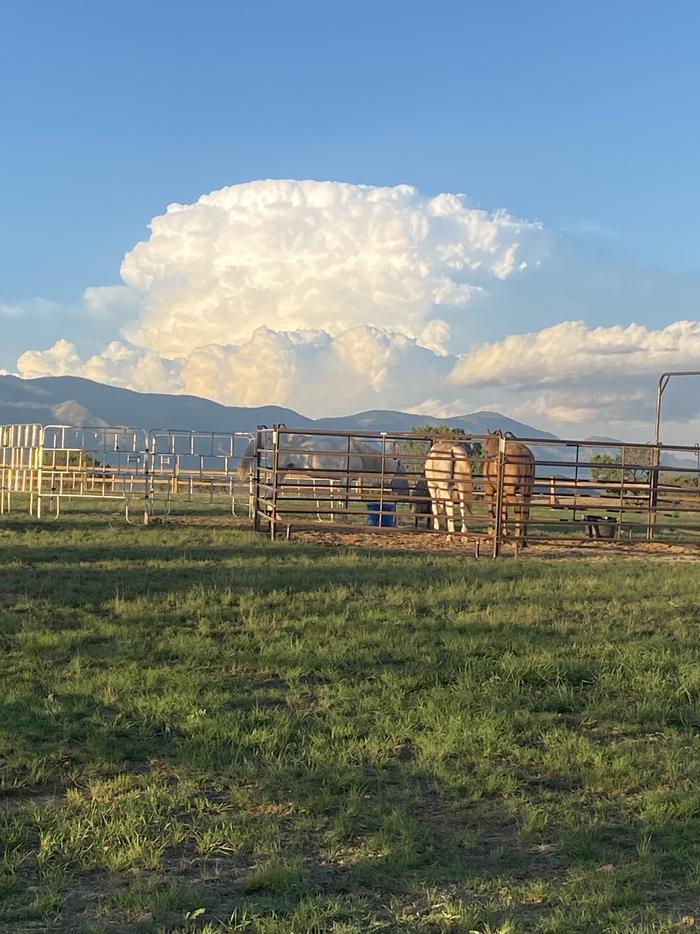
<box><xmin>367</xmin><ymin>502</ymin><xmax>396</xmax><ymax>527</ymax></box>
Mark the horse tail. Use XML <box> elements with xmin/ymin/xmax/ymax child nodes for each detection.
<box><xmin>451</xmin><ymin>444</ymin><xmax>473</xmax><ymax>513</ymax></box>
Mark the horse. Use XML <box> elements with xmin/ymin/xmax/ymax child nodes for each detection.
<box><xmin>239</xmin><ymin>432</ymin><xmax>403</xmax><ymax>483</ymax></box>
<box><xmin>483</xmin><ymin>430</ymin><xmax>535</xmax><ymax>546</ymax></box>
<box><xmin>424</xmin><ymin>440</ymin><xmax>473</xmax><ymax>533</ymax></box>
<box><xmin>238</xmin><ymin>432</ymin><xmax>406</xmax><ymax>520</ymax></box>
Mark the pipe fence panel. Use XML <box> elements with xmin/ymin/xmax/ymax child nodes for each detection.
<box><xmin>253</xmin><ymin>425</ymin><xmax>700</xmax><ymax>552</ymax></box>
<box><xmin>4</xmin><ymin>418</ymin><xmax>700</xmax><ymax>551</ymax></box>
<box><xmin>144</xmin><ymin>429</ymin><xmax>254</xmax><ymax>519</ymax></box>
<box><xmin>0</xmin><ymin>423</ymin><xmax>255</xmax><ymax>521</ymax></box>
<box><xmin>41</xmin><ymin>426</ymin><xmax>150</xmax><ymax>516</ymax></box>
<box><xmin>0</xmin><ymin>423</ymin><xmax>44</xmax><ymax>515</ymax></box>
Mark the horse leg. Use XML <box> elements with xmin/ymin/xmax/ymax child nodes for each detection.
<box><xmin>444</xmin><ymin>494</ymin><xmax>456</xmax><ymax>534</ymax></box>
<box><xmin>427</xmin><ymin>481</ymin><xmax>441</xmax><ymax>531</ymax></box>
<box><xmin>458</xmin><ymin>492</ymin><xmax>468</xmax><ymax>534</ymax></box>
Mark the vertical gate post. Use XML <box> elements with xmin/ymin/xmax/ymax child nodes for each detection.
<box><xmin>647</xmin><ymin>443</ymin><xmax>661</xmax><ymax>542</ymax></box>
<box><xmin>143</xmin><ymin>433</ymin><xmax>155</xmax><ymax>525</ymax></box>
<box><xmin>379</xmin><ymin>433</ymin><xmax>387</xmax><ymax>527</ymax></box>
<box><xmin>252</xmin><ymin>429</ymin><xmax>262</xmax><ymax>530</ymax></box>
<box><xmin>270</xmin><ymin>426</ymin><xmax>280</xmax><ymax>541</ymax></box>
<box><xmin>617</xmin><ymin>445</ymin><xmax>627</xmax><ymax>539</ymax></box>
<box><xmin>35</xmin><ymin>424</ymin><xmax>44</xmax><ymax>519</ymax></box>
<box><xmin>344</xmin><ymin>434</ymin><xmax>351</xmax><ymax>520</ymax></box>
<box><xmin>492</xmin><ymin>434</ymin><xmax>507</xmax><ymax>558</ymax></box>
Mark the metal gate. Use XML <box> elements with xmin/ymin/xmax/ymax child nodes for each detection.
<box><xmin>252</xmin><ymin>425</ymin><xmax>700</xmax><ymax>554</ymax></box>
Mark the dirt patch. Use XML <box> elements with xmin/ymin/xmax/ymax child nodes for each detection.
<box><xmin>151</xmin><ymin>513</ymin><xmax>700</xmax><ymax>561</ymax></box>
<box><xmin>287</xmin><ymin>527</ymin><xmax>700</xmax><ymax>562</ymax></box>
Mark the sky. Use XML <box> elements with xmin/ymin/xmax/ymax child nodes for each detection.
<box><xmin>2</xmin><ymin>0</ymin><xmax>700</xmax><ymax>441</ymax></box>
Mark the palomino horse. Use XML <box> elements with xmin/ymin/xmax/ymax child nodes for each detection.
<box><xmin>424</xmin><ymin>440</ymin><xmax>473</xmax><ymax>533</ymax></box>
<box><xmin>483</xmin><ymin>430</ymin><xmax>535</xmax><ymax>546</ymax></box>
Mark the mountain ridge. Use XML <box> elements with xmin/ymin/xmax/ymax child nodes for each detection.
<box><xmin>0</xmin><ymin>375</ymin><xmax>554</xmax><ymax>439</ymax></box>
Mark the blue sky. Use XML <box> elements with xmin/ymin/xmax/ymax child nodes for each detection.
<box><xmin>2</xmin><ymin>1</ymin><xmax>700</xmax><ymax>437</ymax></box>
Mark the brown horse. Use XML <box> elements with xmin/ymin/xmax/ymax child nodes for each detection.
<box><xmin>483</xmin><ymin>431</ymin><xmax>535</xmax><ymax>546</ymax></box>
<box><xmin>424</xmin><ymin>440</ymin><xmax>473</xmax><ymax>533</ymax></box>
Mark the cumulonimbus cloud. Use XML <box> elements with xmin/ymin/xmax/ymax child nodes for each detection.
<box><xmin>119</xmin><ymin>180</ymin><xmax>545</xmax><ymax>356</ymax></box>
<box><xmin>16</xmin><ymin>179</ymin><xmax>545</xmax><ymax>415</ymax></box>
<box><xmin>13</xmin><ymin>178</ymin><xmax>700</xmax><ymax>435</ymax></box>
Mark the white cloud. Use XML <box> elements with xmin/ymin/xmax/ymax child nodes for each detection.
<box><xmin>11</xmin><ymin>178</ymin><xmax>700</xmax><ymax>440</ymax></box>
<box><xmin>13</xmin><ymin>179</ymin><xmax>544</xmax><ymax>417</ymax></box>
<box><xmin>510</xmin><ymin>390</ymin><xmax>648</xmax><ymax>426</ymax></box>
<box><xmin>120</xmin><ymin>179</ymin><xmax>545</xmax><ymax>356</ymax></box>
<box><xmin>449</xmin><ymin>320</ymin><xmax>700</xmax><ymax>390</ymax></box>
<box><xmin>407</xmin><ymin>398</ymin><xmax>472</xmax><ymax>418</ymax></box>
<box><xmin>1</xmin><ymin>298</ymin><xmax>62</xmax><ymax>319</ymax></box>
<box><xmin>17</xmin><ymin>340</ymin><xmax>182</xmax><ymax>394</ymax></box>
<box><xmin>183</xmin><ymin>324</ymin><xmax>455</xmax><ymax>414</ymax></box>
<box><xmin>448</xmin><ymin>320</ymin><xmax>700</xmax><ymax>437</ymax></box>
<box><xmin>82</xmin><ymin>285</ymin><xmax>142</xmax><ymax>320</ymax></box>
<box><xmin>17</xmin><ymin>339</ymin><xmax>84</xmax><ymax>377</ymax></box>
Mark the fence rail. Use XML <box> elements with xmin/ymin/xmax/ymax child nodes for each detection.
<box><xmin>4</xmin><ymin>419</ymin><xmax>700</xmax><ymax>555</ymax></box>
<box><xmin>252</xmin><ymin>425</ymin><xmax>700</xmax><ymax>554</ymax></box>
<box><xmin>0</xmin><ymin>424</ymin><xmax>254</xmax><ymax>522</ymax></box>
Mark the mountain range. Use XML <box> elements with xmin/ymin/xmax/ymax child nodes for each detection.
<box><xmin>0</xmin><ymin>374</ymin><xmax>556</xmax><ymax>440</ymax></box>
<box><xmin>2</xmin><ymin>374</ymin><xmax>693</xmax><ymax>472</ymax></box>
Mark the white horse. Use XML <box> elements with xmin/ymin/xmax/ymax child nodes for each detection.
<box><xmin>424</xmin><ymin>440</ymin><xmax>473</xmax><ymax>533</ymax></box>
<box><xmin>240</xmin><ymin>432</ymin><xmax>403</xmax><ymax>483</ymax></box>
<box><xmin>239</xmin><ymin>432</ymin><xmax>406</xmax><ymax>521</ymax></box>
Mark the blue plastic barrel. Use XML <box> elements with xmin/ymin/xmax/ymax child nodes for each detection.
<box><xmin>367</xmin><ymin>502</ymin><xmax>396</xmax><ymax>527</ymax></box>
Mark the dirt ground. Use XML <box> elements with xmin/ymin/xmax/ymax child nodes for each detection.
<box><xmin>289</xmin><ymin>526</ymin><xmax>700</xmax><ymax>561</ymax></box>
<box><xmin>164</xmin><ymin>514</ymin><xmax>700</xmax><ymax>561</ymax></box>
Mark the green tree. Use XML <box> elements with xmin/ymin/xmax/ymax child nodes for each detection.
<box><xmin>43</xmin><ymin>449</ymin><xmax>101</xmax><ymax>470</ymax></box>
<box><xmin>590</xmin><ymin>447</ymin><xmax>654</xmax><ymax>490</ymax></box>
<box><xmin>397</xmin><ymin>426</ymin><xmax>483</xmax><ymax>476</ymax></box>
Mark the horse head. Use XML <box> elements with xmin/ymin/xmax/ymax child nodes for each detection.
<box><xmin>483</xmin><ymin>429</ymin><xmax>501</xmax><ymax>457</ymax></box>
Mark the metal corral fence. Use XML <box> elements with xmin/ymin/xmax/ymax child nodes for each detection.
<box><xmin>5</xmin><ymin>420</ymin><xmax>700</xmax><ymax>554</ymax></box>
<box><xmin>252</xmin><ymin>425</ymin><xmax>700</xmax><ymax>554</ymax></box>
<box><xmin>0</xmin><ymin>423</ymin><xmax>254</xmax><ymax>522</ymax></box>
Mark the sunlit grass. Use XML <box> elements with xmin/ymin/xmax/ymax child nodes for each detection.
<box><xmin>1</xmin><ymin>511</ymin><xmax>700</xmax><ymax>930</ymax></box>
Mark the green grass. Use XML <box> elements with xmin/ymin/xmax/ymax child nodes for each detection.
<box><xmin>1</xmin><ymin>511</ymin><xmax>700</xmax><ymax>931</ymax></box>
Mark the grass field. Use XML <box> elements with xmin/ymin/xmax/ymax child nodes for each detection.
<box><xmin>2</xmin><ymin>512</ymin><xmax>700</xmax><ymax>932</ymax></box>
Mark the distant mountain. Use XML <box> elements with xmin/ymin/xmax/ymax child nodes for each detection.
<box><xmin>584</xmin><ymin>434</ymin><xmax>696</xmax><ymax>470</ymax></box>
<box><xmin>0</xmin><ymin>375</ymin><xmax>313</xmax><ymax>434</ymax></box>
<box><xmin>0</xmin><ymin>374</ymin><xmax>552</xmax><ymax>440</ymax></box>
<box><xmin>315</xmin><ymin>409</ymin><xmax>559</xmax><ymax>440</ymax></box>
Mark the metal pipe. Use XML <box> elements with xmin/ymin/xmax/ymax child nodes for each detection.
<box><xmin>654</xmin><ymin>371</ymin><xmax>700</xmax><ymax>445</ymax></box>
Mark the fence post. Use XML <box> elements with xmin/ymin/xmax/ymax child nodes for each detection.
<box><xmin>36</xmin><ymin>424</ymin><xmax>44</xmax><ymax>519</ymax></box>
<box><xmin>143</xmin><ymin>433</ymin><xmax>155</xmax><ymax>525</ymax></box>
<box><xmin>492</xmin><ymin>434</ymin><xmax>507</xmax><ymax>558</ymax></box>
<box><xmin>270</xmin><ymin>426</ymin><xmax>280</xmax><ymax>541</ymax></box>
<box><xmin>252</xmin><ymin>429</ymin><xmax>262</xmax><ymax>530</ymax></box>
<box><xmin>617</xmin><ymin>445</ymin><xmax>627</xmax><ymax>540</ymax></box>
<box><xmin>647</xmin><ymin>443</ymin><xmax>661</xmax><ymax>542</ymax></box>
<box><xmin>379</xmin><ymin>433</ymin><xmax>388</xmax><ymax>527</ymax></box>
